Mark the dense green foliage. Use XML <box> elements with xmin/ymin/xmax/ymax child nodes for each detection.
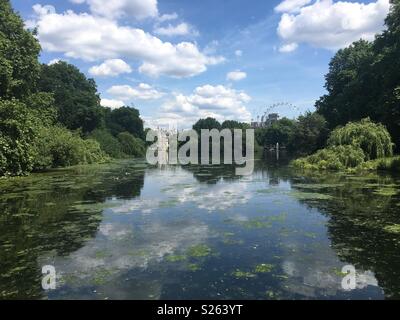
<box><xmin>0</xmin><ymin>1</ymin><xmax>146</xmax><ymax>177</ymax></box>
<box><xmin>193</xmin><ymin>117</ymin><xmax>222</xmax><ymax>132</ymax></box>
<box><xmin>38</xmin><ymin>62</ymin><xmax>104</xmax><ymax>133</ymax></box>
<box><xmin>117</xmin><ymin>132</ymin><xmax>146</xmax><ymax>157</ymax></box>
<box><xmin>221</xmin><ymin>120</ymin><xmax>250</xmax><ymax>130</ymax></box>
<box><xmin>26</xmin><ymin>92</ymin><xmax>58</xmax><ymax>126</ymax></box>
<box><xmin>191</xmin><ymin>117</ymin><xmax>259</xmax><ymax>158</ymax></box>
<box><xmin>255</xmin><ymin>112</ymin><xmax>328</xmax><ymax>155</ymax></box>
<box><xmin>328</xmin><ymin>118</ymin><xmax>393</xmax><ymax>160</ymax></box>
<box><xmin>292</xmin><ymin>145</ymin><xmax>366</xmax><ymax>170</ymax></box>
<box><xmin>88</xmin><ymin>129</ymin><xmax>146</xmax><ymax>159</ymax></box>
<box><xmin>256</xmin><ymin>118</ymin><xmax>296</xmax><ymax>150</ymax></box>
<box><xmin>292</xmin><ymin>119</ymin><xmax>395</xmax><ymax>171</ymax></box>
<box><xmin>290</xmin><ymin>113</ymin><xmax>329</xmax><ymax>155</ymax></box>
<box><xmin>105</xmin><ymin>107</ymin><xmax>144</xmax><ymax>139</ymax></box>
<box><xmin>316</xmin><ymin>40</ymin><xmax>374</xmax><ymax>128</ymax></box>
<box><xmin>0</xmin><ymin>0</ymin><xmax>41</xmax><ymax>100</ymax></box>
<box><xmin>316</xmin><ymin>0</ymin><xmax>400</xmax><ymax>148</ymax></box>
<box><xmin>88</xmin><ymin>129</ymin><xmax>125</xmax><ymax>159</ymax></box>
<box><xmin>358</xmin><ymin>156</ymin><xmax>400</xmax><ymax>172</ymax></box>
<box><xmin>33</xmin><ymin>126</ymin><xmax>107</xmax><ymax>170</ymax></box>
<box><xmin>0</xmin><ymin>99</ymin><xmax>37</xmax><ymax>176</ymax></box>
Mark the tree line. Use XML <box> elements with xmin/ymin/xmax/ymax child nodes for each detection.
<box><xmin>192</xmin><ymin>112</ymin><xmax>328</xmax><ymax>156</ymax></box>
<box><xmin>0</xmin><ymin>0</ymin><xmax>146</xmax><ymax>177</ymax></box>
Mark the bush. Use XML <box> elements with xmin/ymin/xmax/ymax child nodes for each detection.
<box><xmin>33</xmin><ymin>126</ymin><xmax>107</xmax><ymax>170</ymax></box>
<box><xmin>358</xmin><ymin>156</ymin><xmax>400</xmax><ymax>172</ymax></box>
<box><xmin>0</xmin><ymin>99</ymin><xmax>37</xmax><ymax>176</ymax></box>
<box><xmin>82</xmin><ymin>138</ymin><xmax>108</xmax><ymax>164</ymax></box>
<box><xmin>88</xmin><ymin>129</ymin><xmax>125</xmax><ymax>158</ymax></box>
<box><xmin>292</xmin><ymin>145</ymin><xmax>365</xmax><ymax>170</ymax></box>
<box><xmin>117</xmin><ymin>132</ymin><xmax>145</xmax><ymax>158</ymax></box>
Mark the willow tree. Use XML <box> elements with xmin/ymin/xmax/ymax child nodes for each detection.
<box><xmin>328</xmin><ymin>118</ymin><xmax>394</xmax><ymax>160</ymax></box>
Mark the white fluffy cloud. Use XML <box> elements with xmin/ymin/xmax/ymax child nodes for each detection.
<box><xmin>276</xmin><ymin>0</ymin><xmax>390</xmax><ymax>51</ymax></box>
<box><xmin>107</xmin><ymin>83</ymin><xmax>164</xmax><ymax>101</ymax></box>
<box><xmin>275</xmin><ymin>0</ymin><xmax>312</xmax><ymax>13</ymax></box>
<box><xmin>47</xmin><ymin>58</ymin><xmax>61</xmax><ymax>65</ymax></box>
<box><xmin>154</xmin><ymin>22</ymin><xmax>198</xmax><ymax>37</ymax></box>
<box><xmin>100</xmin><ymin>98</ymin><xmax>125</xmax><ymax>109</ymax></box>
<box><xmin>157</xmin><ymin>12</ymin><xmax>178</xmax><ymax>23</ymax></box>
<box><xmin>151</xmin><ymin>85</ymin><xmax>251</xmax><ymax>128</ymax></box>
<box><xmin>89</xmin><ymin>59</ymin><xmax>132</xmax><ymax>77</ymax></box>
<box><xmin>70</xmin><ymin>0</ymin><xmax>158</xmax><ymax>20</ymax></box>
<box><xmin>278</xmin><ymin>42</ymin><xmax>298</xmax><ymax>53</ymax></box>
<box><xmin>226</xmin><ymin>70</ymin><xmax>247</xmax><ymax>81</ymax></box>
<box><xmin>30</xmin><ymin>5</ymin><xmax>223</xmax><ymax>78</ymax></box>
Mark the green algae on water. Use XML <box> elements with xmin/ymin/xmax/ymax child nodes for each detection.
<box><xmin>187</xmin><ymin>263</ymin><xmax>201</xmax><ymax>272</ymax></box>
<box><xmin>383</xmin><ymin>224</ymin><xmax>400</xmax><ymax>234</ymax></box>
<box><xmin>293</xmin><ymin>183</ymin><xmax>345</xmax><ymax>189</ymax></box>
<box><xmin>187</xmin><ymin>244</ymin><xmax>212</xmax><ymax>258</ymax></box>
<box><xmin>373</xmin><ymin>187</ymin><xmax>398</xmax><ymax>197</ymax></box>
<box><xmin>242</xmin><ymin>219</ymin><xmax>272</xmax><ymax>229</ymax></box>
<box><xmin>254</xmin><ymin>264</ymin><xmax>273</xmax><ymax>273</ymax></box>
<box><xmin>232</xmin><ymin>270</ymin><xmax>256</xmax><ymax>279</ymax></box>
<box><xmin>290</xmin><ymin>191</ymin><xmax>333</xmax><ymax>201</ymax></box>
<box><xmin>166</xmin><ymin>254</ymin><xmax>187</xmax><ymax>262</ymax></box>
<box><xmin>92</xmin><ymin>268</ymin><xmax>114</xmax><ymax>286</ymax></box>
<box><xmin>331</xmin><ymin>267</ymin><xmax>347</xmax><ymax>277</ymax></box>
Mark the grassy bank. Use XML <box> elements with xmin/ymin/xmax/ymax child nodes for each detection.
<box><xmin>292</xmin><ymin>155</ymin><xmax>400</xmax><ymax>173</ymax></box>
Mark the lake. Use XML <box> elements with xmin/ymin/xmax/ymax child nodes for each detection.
<box><xmin>1</xmin><ymin>158</ymin><xmax>400</xmax><ymax>299</ymax></box>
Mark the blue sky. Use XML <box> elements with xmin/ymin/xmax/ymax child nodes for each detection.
<box><xmin>12</xmin><ymin>0</ymin><xmax>391</xmax><ymax>129</ymax></box>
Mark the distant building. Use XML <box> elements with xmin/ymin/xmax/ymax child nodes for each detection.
<box><xmin>251</xmin><ymin>113</ymin><xmax>280</xmax><ymax>128</ymax></box>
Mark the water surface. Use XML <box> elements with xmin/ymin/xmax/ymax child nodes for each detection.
<box><xmin>1</xmin><ymin>159</ymin><xmax>400</xmax><ymax>299</ymax></box>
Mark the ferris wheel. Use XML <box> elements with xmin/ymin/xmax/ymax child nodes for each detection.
<box><xmin>251</xmin><ymin>102</ymin><xmax>300</xmax><ymax>122</ymax></box>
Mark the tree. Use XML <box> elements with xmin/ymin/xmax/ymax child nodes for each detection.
<box><xmin>37</xmin><ymin>61</ymin><xmax>104</xmax><ymax>133</ymax></box>
<box><xmin>0</xmin><ymin>0</ymin><xmax>41</xmax><ymax>99</ymax></box>
<box><xmin>289</xmin><ymin>112</ymin><xmax>329</xmax><ymax>155</ymax></box>
<box><xmin>117</xmin><ymin>132</ymin><xmax>146</xmax><ymax>157</ymax></box>
<box><xmin>221</xmin><ymin>120</ymin><xmax>250</xmax><ymax>130</ymax></box>
<box><xmin>27</xmin><ymin>92</ymin><xmax>58</xmax><ymax>126</ymax></box>
<box><xmin>88</xmin><ymin>128</ymin><xmax>125</xmax><ymax>158</ymax></box>
<box><xmin>256</xmin><ymin>118</ymin><xmax>296</xmax><ymax>148</ymax></box>
<box><xmin>315</xmin><ymin>40</ymin><xmax>375</xmax><ymax>129</ymax></box>
<box><xmin>328</xmin><ymin>118</ymin><xmax>393</xmax><ymax>160</ymax></box>
<box><xmin>371</xmin><ymin>0</ymin><xmax>400</xmax><ymax>147</ymax></box>
<box><xmin>193</xmin><ymin>117</ymin><xmax>221</xmax><ymax>133</ymax></box>
<box><xmin>105</xmin><ymin>106</ymin><xmax>144</xmax><ymax>139</ymax></box>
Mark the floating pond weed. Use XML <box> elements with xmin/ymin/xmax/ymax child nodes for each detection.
<box><xmin>232</xmin><ymin>270</ymin><xmax>257</xmax><ymax>279</ymax></box>
<box><xmin>383</xmin><ymin>224</ymin><xmax>400</xmax><ymax>234</ymax></box>
<box><xmin>187</xmin><ymin>244</ymin><xmax>212</xmax><ymax>258</ymax></box>
<box><xmin>254</xmin><ymin>264</ymin><xmax>274</xmax><ymax>273</ymax></box>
